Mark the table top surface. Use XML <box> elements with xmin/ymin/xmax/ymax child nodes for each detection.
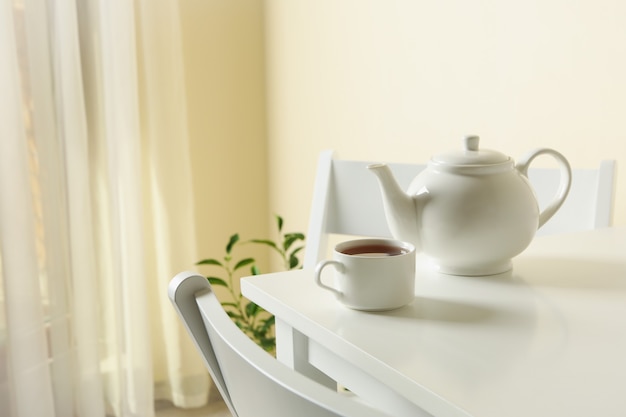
<box><xmin>242</xmin><ymin>227</ymin><xmax>626</xmax><ymax>417</ymax></box>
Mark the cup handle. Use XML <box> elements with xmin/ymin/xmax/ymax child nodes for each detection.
<box><xmin>516</xmin><ymin>148</ymin><xmax>572</xmax><ymax>229</ymax></box>
<box><xmin>314</xmin><ymin>260</ymin><xmax>344</xmax><ymax>298</ymax></box>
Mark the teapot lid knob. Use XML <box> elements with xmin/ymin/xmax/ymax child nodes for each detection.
<box><xmin>431</xmin><ymin>135</ymin><xmax>511</xmax><ymax>167</ymax></box>
<box><xmin>464</xmin><ymin>135</ymin><xmax>480</xmax><ymax>151</ymax></box>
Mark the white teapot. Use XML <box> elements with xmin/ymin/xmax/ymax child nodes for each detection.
<box><xmin>368</xmin><ymin>136</ymin><xmax>571</xmax><ymax>276</ymax></box>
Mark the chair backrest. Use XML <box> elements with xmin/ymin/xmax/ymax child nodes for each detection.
<box><xmin>304</xmin><ymin>150</ymin><xmax>616</xmax><ymax>269</ymax></box>
<box><xmin>303</xmin><ymin>150</ymin><xmax>424</xmax><ymax>269</ymax></box>
<box><xmin>529</xmin><ymin>160</ymin><xmax>616</xmax><ymax>236</ymax></box>
<box><xmin>168</xmin><ymin>271</ymin><xmax>393</xmax><ymax>417</ymax></box>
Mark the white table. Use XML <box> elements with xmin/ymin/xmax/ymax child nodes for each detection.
<box><xmin>242</xmin><ymin>228</ymin><xmax>626</xmax><ymax>417</ymax></box>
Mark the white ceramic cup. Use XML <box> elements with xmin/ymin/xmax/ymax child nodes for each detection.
<box><xmin>314</xmin><ymin>238</ymin><xmax>416</xmax><ymax>311</ymax></box>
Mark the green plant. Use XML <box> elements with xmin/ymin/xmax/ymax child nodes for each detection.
<box><xmin>196</xmin><ymin>215</ymin><xmax>305</xmax><ymax>354</ymax></box>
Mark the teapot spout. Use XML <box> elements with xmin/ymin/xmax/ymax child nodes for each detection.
<box><xmin>368</xmin><ymin>163</ymin><xmax>421</xmax><ymax>250</ymax></box>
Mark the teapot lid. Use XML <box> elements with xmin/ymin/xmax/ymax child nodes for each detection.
<box><xmin>431</xmin><ymin>136</ymin><xmax>510</xmax><ymax>167</ymax></box>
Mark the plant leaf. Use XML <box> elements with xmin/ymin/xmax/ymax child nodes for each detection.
<box><xmin>234</xmin><ymin>258</ymin><xmax>255</xmax><ymax>271</ymax></box>
<box><xmin>245</xmin><ymin>301</ymin><xmax>261</xmax><ymax>318</ymax></box>
<box><xmin>289</xmin><ymin>246</ymin><xmax>304</xmax><ymax>257</ymax></box>
<box><xmin>285</xmin><ymin>232</ymin><xmax>305</xmax><ymax>241</ymax></box>
<box><xmin>207</xmin><ymin>277</ymin><xmax>228</xmax><ymax>287</ymax></box>
<box><xmin>250</xmin><ymin>239</ymin><xmax>278</xmax><ymax>251</ymax></box>
<box><xmin>226</xmin><ymin>233</ymin><xmax>239</xmax><ymax>254</ymax></box>
<box><xmin>260</xmin><ymin>315</ymin><xmax>275</xmax><ymax>330</ymax></box>
<box><xmin>226</xmin><ymin>311</ymin><xmax>243</xmax><ymax>320</ymax></box>
<box><xmin>289</xmin><ymin>254</ymin><xmax>300</xmax><ymax>269</ymax></box>
<box><xmin>275</xmin><ymin>214</ymin><xmax>284</xmax><ymax>232</ymax></box>
<box><xmin>196</xmin><ymin>258</ymin><xmax>222</xmax><ymax>266</ymax></box>
<box><xmin>251</xmin><ymin>265</ymin><xmax>260</xmax><ymax>275</ymax></box>
<box><xmin>283</xmin><ymin>233</ymin><xmax>305</xmax><ymax>251</ymax></box>
<box><xmin>260</xmin><ymin>337</ymin><xmax>276</xmax><ymax>351</ymax></box>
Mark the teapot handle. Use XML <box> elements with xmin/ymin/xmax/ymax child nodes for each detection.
<box><xmin>516</xmin><ymin>148</ymin><xmax>572</xmax><ymax>230</ymax></box>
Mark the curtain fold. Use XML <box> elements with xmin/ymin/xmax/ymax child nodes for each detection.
<box><xmin>0</xmin><ymin>1</ymin><xmax>210</xmax><ymax>416</ymax></box>
<box><xmin>0</xmin><ymin>3</ymin><xmax>55</xmax><ymax>416</ymax></box>
<box><xmin>135</xmin><ymin>0</ymin><xmax>210</xmax><ymax>408</ymax></box>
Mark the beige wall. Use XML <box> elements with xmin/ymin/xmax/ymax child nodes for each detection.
<box><xmin>265</xmin><ymin>0</ymin><xmax>625</xmax><ymax>238</ymax></box>
<box><xmin>180</xmin><ymin>0</ymin><xmax>270</xmax><ymax>278</ymax></box>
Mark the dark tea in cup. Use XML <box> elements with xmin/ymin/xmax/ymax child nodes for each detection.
<box><xmin>339</xmin><ymin>243</ymin><xmax>409</xmax><ymax>257</ymax></box>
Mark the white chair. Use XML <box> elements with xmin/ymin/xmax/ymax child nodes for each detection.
<box><xmin>304</xmin><ymin>150</ymin><xmax>616</xmax><ymax>269</ymax></box>
<box><xmin>168</xmin><ymin>271</ymin><xmax>393</xmax><ymax>417</ymax></box>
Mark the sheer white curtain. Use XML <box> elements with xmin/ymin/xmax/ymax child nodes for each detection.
<box><xmin>0</xmin><ymin>1</ymin><xmax>210</xmax><ymax>416</ymax></box>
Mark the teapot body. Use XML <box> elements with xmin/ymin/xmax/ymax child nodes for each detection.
<box><xmin>408</xmin><ymin>164</ymin><xmax>539</xmax><ymax>275</ymax></box>
<box><xmin>368</xmin><ymin>136</ymin><xmax>572</xmax><ymax>276</ymax></box>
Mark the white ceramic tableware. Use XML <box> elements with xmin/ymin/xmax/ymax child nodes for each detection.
<box><xmin>368</xmin><ymin>135</ymin><xmax>571</xmax><ymax>276</ymax></box>
<box><xmin>314</xmin><ymin>238</ymin><xmax>416</xmax><ymax>311</ymax></box>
